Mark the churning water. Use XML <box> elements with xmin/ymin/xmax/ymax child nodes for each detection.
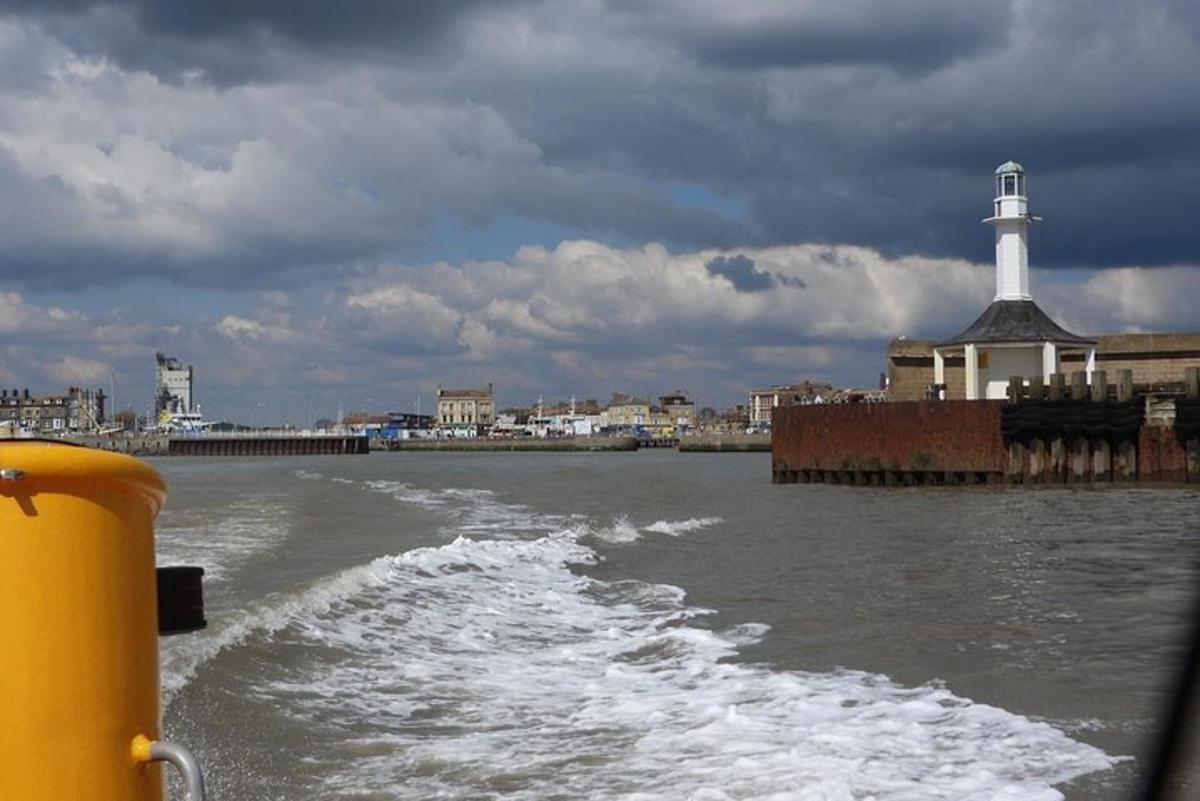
<box><xmin>154</xmin><ymin>452</ymin><xmax>1198</xmax><ymax>800</ymax></box>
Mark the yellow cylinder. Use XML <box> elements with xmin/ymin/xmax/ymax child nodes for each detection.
<box><xmin>0</xmin><ymin>441</ymin><xmax>167</xmax><ymax>801</ymax></box>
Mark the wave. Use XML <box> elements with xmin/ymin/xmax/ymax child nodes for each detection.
<box><xmin>250</xmin><ymin>531</ymin><xmax>1116</xmax><ymax>800</ymax></box>
<box><xmin>644</xmin><ymin>516</ymin><xmax>724</xmax><ymax>536</ymax></box>
<box><xmin>163</xmin><ymin>474</ymin><xmax>1117</xmax><ymax>798</ymax></box>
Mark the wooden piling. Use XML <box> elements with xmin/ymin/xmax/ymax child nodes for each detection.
<box><xmin>1187</xmin><ymin>366</ymin><xmax>1200</xmax><ymax>400</ymax></box>
<box><xmin>1028</xmin><ymin>436</ymin><xmax>1045</xmax><ymax>483</ymax></box>
<box><xmin>1048</xmin><ymin>373</ymin><xmax>1065</xmax><ymax>401</ymax></box>
<box><xmin>1070</xmin><ymin>371</ymin><xmax>1088</xmax><ymax>401</ymax></box>
<box><xmin>1007</xmin><ymin>439</ymin><xmax>1026</xmax><ymax>482</ymax></box>
<box><xmin>1090</xmin><ymin>371</ymin><xmax>1111</xmax><ymax>481</ymax></box>
<box><xmin>1117</xmin><ymin>369</ymin><xmax>1134</xmax><ymax>403</ymax></box>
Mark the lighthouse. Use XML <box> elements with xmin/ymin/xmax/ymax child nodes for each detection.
<box><xmin>987</xmin><ymin>161</ymin><xmax>1034</xmax><ymax>301</ymax></box>
<box><xmin>932</xmin><ymin>162</ymin><xmax>1096</xmax><ymax>400</ymax></box>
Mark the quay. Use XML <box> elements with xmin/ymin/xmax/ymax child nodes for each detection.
<box><xmin>679</xmin><ymin>433</ymin><xmax>770</xmax><ymax>452</ymax></box>
<box><xmin>772</xmin><ymin>367</ymin><xmax>1200</xmax><ymax>486</ymax></box>
<box><xmin>377</xmin><ymin>436</ymin><xmax>638</xmax><ymax>452</ymax></box>
<box><xmin>70</xmin><ymin>434</ymin><xmax>370</xmax><ymax>456</ymax></box>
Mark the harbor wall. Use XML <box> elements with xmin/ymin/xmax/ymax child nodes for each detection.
<box><xmin>773</xmin><ymin>368</ymin><xmax>1200</xmax><ymax>486</ymax></box>
<box><xmin>69</xmin><ymin>435</ymin><xmax>369</xmax><ymax>456</ymax></box>
<box><xmin>679</xmin><ymin>433</ymin><xmax>771</xmax><ymax>452</ymax></box>
<box><xmin>772</xmin><ymin>401</ymin><xmax>1007</xmax><ymax>484</ymax></box>
<box><xmin>380</xmin><ymin>436</ymin><xmax>638</xmax><ymax>452</ymax></box>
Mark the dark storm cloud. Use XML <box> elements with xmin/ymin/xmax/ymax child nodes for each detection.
<box><xmin>706</xmin><ymin>255</ymin><xmax>805</xmax><ymax>293</ymax></box>
<box><xmin>0</xmin><ymin>0</ymin><xmax>519</xmax><ymax>85</ymax></box>
<box><xmin>630</xmin><ymin>0</ymin><xmax>1013</xmax><ymax>73</ymax></box>
<box><xmin>0</xmin><ymin>0</ymin><xmax>501</xmax><ymax>47</ymax></box>
<box><xmin>1</xmin><ymin>0</ymin><xmax>1200</xmax><ymax>291</ymax></box>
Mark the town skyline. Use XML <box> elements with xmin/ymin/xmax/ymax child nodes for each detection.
<box><xmin>2</xmin><ymin>2</ymin><xmax>1199</xmax><ymax>419</ymax></box>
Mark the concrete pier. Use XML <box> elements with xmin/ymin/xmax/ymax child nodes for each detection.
<box><xmin>679</xmin><ymin>434</ymin><xmax>771</xmax><ymax>452</ymax></box>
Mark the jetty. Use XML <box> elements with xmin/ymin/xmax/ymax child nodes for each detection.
<box><xmin>70</xmin><ymin>433</ymin><xmax>370</xmax><ymax>457</ymax></box>
<box><xmin>772</xmin><ymin>367</ymin><xmax>1200</xmax><ymax>486</ymax></box>
<box><xmin>377</xmin><ymin>436</ymin><xmax>638</xmax><ymax>452</ymax></box>
<box><xmin>679</xmin><ymin>433</ymin><xmax>770</xmax><ymax>452</ymax></box>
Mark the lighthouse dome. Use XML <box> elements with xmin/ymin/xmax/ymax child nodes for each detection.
<box><xmin>995</xmin><ymin>160</ymin><xmax>1025</xmax><ymax>175</ymax></box>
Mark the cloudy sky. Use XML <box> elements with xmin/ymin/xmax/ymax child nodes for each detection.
<box><xmin>1</xmin><ymin>0</ymin><xmax>1198</xmax><ymax>420</ymax></box>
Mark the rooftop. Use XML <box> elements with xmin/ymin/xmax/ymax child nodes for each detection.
<box><xmin>937</xmin><ymin>299</ymin><xmax>1095</xmax><ymax>347</ymax></box>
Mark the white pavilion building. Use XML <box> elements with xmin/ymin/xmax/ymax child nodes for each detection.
<box><xmin>933</xmin><ymin>161</ymin><xmax>1096</xmax><ymax>400</ymax></box>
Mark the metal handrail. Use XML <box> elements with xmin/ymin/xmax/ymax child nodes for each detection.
<box><xmin>133</xmin><ymin>736</ymin><xmax>206</xmax><ymax>801</ymax></box>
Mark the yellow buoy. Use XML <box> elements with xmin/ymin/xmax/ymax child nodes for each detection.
<box><xmin>0</xmin><ymin>440</ymin><xmax>168</xmax><ymax>801</ymax></box>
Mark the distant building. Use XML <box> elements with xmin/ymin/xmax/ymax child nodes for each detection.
<box><xmin>658</xmin><ymin>392</ymin><xmax>697</xmax><ymax>430</ymax></box>
<box><xmin>386</xmin><ymin>411</ymin><xmax>435</xmax><ymax>431</ymax></box>
<box><xmin>602</xmin><ymin>398</ymin><xmax>650</xmax><ymax>429</ymax></box>
<box><xmin>748</xmin><ymin>382</ymin><xmax>835</xmax><ymax>426</ymax></box>
<box><xmin>0</xmin><ymin>387</ymin><xmax>106</xmax><ymax>434</ymax></box>
<box><xmin>155</xmin><ymin>352</ymin><xmax>194</xmax><ymax>418</ymax></box>
<box><xmin>436</xmin><ymin>383</ymin><xmax>495</xmax><ymax>431</ymax></box>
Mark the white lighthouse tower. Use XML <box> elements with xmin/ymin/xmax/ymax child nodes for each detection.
<box><xmin>932</xmin><ymin>162</ymin><xmax>1096</xmax><ymax>400</ymax></box>
<box><xmin>986</xmin><ymin>161</ymin><xmax>1035</xmax><ymax>301</ymax></box>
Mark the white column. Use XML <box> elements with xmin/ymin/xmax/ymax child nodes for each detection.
<box><xmin>1085</xmin><ymin>347</ymin><xmax>1097</xmax><ymax>384</ymax></box>
<box><xmin>994</xmin><ymin>219</ymin><xmax>1031</xmax><ymax>300</ymax></box>
<box><xmin>964</xmin><ymin>344</ymin><xmax>980</xmax><ymax>400</ymax></box>
<box><xmin>933</xmin><ymin>348</ymin><xmax>945</xmax><ymax>392</ymax></box>
<box><xmin>1042</xmin><ymin>342</ymin><xmax>1057</xmax><ymax>380</ymax></box>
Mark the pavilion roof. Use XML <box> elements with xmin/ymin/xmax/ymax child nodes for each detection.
<box><xmin>936</xmin><ymin>299</ymin><xmax>1095</xmax><ymax>348</ymax></box>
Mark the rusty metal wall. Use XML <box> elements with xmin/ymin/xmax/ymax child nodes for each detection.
<box><xmin>772</xmin><ymin>401</ymin><xmax>1008</xmax><ymax>475</ymax></box>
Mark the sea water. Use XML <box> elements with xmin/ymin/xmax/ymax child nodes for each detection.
<box><xmin>155</xmin><ymin>452</ymin><xmax>1197</xmax><ymax>800</ymax></box>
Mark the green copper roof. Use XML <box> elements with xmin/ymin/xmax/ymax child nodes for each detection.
<box><xmin>995</xmin><ymin>160</ymin><xmax>1025</xmax><ymax>175</ymax></box>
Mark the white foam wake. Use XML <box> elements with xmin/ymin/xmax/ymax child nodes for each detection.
<box><xmin>156</xmin><ymin>498</ymin><xmax>294</xmax><ymax>585</ymax></box>
<box><xmin>247</xmin><ymin>529</ymin><xmax>1117</xmax><ymax>800</ymax></box>
<box><xmin>644</xmin><ymin>516</ymin><xmax>724</xmax><ymax>536</ymax></box>
<box><xmin>159</xmin><ymin>558</ymin><xmax>392</xmax><ymax>700</ymax></box>
<box><xmin>163</xmin><ymin>476</ymin><xmax>1117</xmax><ymax>798</ymax></box>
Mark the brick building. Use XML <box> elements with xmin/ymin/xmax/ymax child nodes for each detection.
<box><xmin>436</xmin><ymin>383</ymin><xmax>495</xmax><ymax>431</ymax></box>
<box><xmin>0</xmin><ymin>387</ymin><xmax>107</xmax><ymax>434</ymax></box>
<box><xmin>748</xmin><ymin>382</ymin><xmax>835</xmax><ymax>426</ymax></box>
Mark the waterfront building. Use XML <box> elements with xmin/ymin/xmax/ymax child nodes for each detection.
<box><xmin>0</xmin><ymin>387</ymin><xmax>107</xmax><ymax>434</ymax></box>
<box><xmin>658</xmin><ymin>392</ymin><xmax>697</xmax><ymax>430</ymax></box>
<box><xmin>932</xmin><ymin>162</ymin><xmax>1096</xmax><ymax>400</ymax></box>
<box><xmin>601</xmin><ymin>399</ymin><xmax>650</xmax><ymax>429</ymax></box>
<box><xmin>748</xmin><ymin>382</ymin><xmax>835</xmax><ymax>426</ymax></box>
<box><xmin>436</xmin><ymin>383</ymin><xmax>495</xmax><ymax>434</ymax></box>
<box><xmin>154</xmin><ymin>352</ymin><xmax>194</xmax><ymax>418</ymax></box>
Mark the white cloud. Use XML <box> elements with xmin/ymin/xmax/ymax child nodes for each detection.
<box><xmin>46</xmin><ymin>355</ymin><xmax>110</xmax><ymax>386</ymax></box>
<box><xmin>216</xmin><ymin>315</ymin><xmax>268</xmax><ymax>340</ymax></box>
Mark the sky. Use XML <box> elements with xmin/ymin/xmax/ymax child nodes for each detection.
<box><xmin>1</xmin><ymin>0</ymin><xmax>1198</xmax><ymax>422</ymax></box>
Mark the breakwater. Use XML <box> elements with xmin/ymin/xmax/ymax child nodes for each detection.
<box><xmin>70</xmin><ymin>434</ymin><xmax>369</xmax><ymax>456</ymax></box>
<box><xmin>773</xmin><ymin>367</ymin><xmax>1200</xmax><ymax>486</ymax></box>
<box><xmin>679</xmin><ymin>433</ymin><xmax>771</xmax><ymax>452</ymax></box>
<box><xmin>379</xmin><ymin>436</ymin><xmax>639</xmax><ymax>452</ymax></box>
